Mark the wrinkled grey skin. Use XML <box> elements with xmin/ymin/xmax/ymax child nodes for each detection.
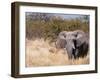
<box><xmin>55</xmin><ymin>30</ymin><xmax>89</xmax><ymax>59</ymax></box>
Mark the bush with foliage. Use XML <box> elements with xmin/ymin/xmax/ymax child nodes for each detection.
<box><xmin>26</xmin><ymin>13</ymin><xmax>89</xmax><ymax>41</ymax></box>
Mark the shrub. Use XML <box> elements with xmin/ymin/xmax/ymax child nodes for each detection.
<box><xmin>26</xmin><ymin>13</ymin><xmax>89</xmax><ymax>41</ymax></box>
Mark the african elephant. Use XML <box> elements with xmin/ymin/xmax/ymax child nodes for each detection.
<box><xmin>55</xmin><ymin>30</ymin><xmax>89</xmax><ymax>59</ymax></box>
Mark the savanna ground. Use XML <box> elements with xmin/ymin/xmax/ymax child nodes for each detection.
<box><xmin>26</xmin><ymin>38</ymin><xmax>89</xmax><ymax>67</ymax></box>
<box><xmin>25</xmin><ymin>12</ymin><xmax>89</xmax><ymax>67</ymax></box>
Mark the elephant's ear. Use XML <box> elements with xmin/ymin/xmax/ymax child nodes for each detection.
<box><xmin>75</xmin><ymin>36</ymin><xmax>85</xmax><ymax>47</ymax></box>
<box><xmin>75</xmin><ymin>39</ymin><xmax>81</xmax><ymax>47</ymax></box>
<box><xmin>58</xmin><ymin>32</ymin><xmax>66</xmax><ymax>40</ymax></box>
<box><xmin>60</xmin><ymin>39</ymin><xmax>67</xmax><ymax>48</ymax></box>
<box><xmin>56</xmin><ymin>38</ymin><xmax>67</xmax><ymax>48</ymax></box>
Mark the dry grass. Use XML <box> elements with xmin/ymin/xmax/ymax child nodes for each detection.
<box><xmin>26</xmin><ymin>38</ymin><xmax>89</xmax><ymax>67</ymax></box>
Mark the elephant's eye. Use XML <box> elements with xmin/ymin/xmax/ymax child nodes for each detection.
<box><xmin>64</xmin><ymin>35</ymin><xmax>66</xmax><ymax>38</ymax></box>
<box><xmin>73</xmin><ymin>34</ymin><xmax>77</xmax><ymax>37</ymax></box>
<box><xmin>63</xmin><ymin>34</ymin><xmax>66</xmax><ymax>38</ymax></box>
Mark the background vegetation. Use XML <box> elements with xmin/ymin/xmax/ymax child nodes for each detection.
<box><xmin>26</xmin><ymin>12</ymin><xmax>89</xmax><ymax>41</ymax></box>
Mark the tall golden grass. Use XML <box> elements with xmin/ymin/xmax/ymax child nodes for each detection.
<box><xmin>26</xmin><ymin>38</ymin><xmax>89</xmax><ymax>67</ymax></box>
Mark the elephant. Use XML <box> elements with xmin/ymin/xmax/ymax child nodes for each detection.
<box><xmin>55</xmin><ymin>30</ymin><xmax>89</xmax><ymax>59</ymax></box>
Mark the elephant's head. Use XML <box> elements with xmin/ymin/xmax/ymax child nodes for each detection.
<box><xmin>55</xmin><ymin>30</ymin><xmax>89</xmax><ymax>59</ymax></box>
<box><xmin>55</xmin><ymin>31</ymin><xmax>76</xmax><ymax>50</ymax></box>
